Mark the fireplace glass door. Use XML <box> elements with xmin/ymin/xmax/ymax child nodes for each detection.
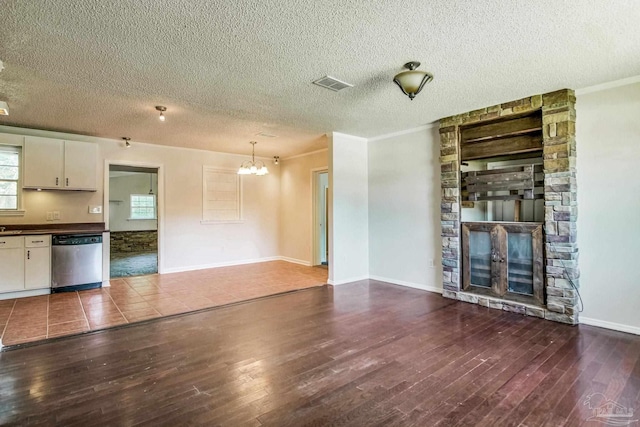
<box><xmin>462</xmin><ymin>222</ymin><xmax>544</xmax><ymax>306</ymax></box>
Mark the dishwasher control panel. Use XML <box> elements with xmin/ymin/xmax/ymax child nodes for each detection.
<box><xmin>53</xmin><ymin>234</ymin><xmax>102</xmax><ymax>245</ymax></box>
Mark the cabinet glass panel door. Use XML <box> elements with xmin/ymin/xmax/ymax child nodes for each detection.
<box><xmin>507</xmin><ymin>232</ymin><xmax>533</xmax><ymax>295</ymax></box>
<box><xmin>469</xmin><ymin>231</ymin><xmax>492</xmax><ymax>288</ymax></box>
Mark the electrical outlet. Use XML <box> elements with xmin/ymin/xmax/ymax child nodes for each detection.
<box><xmin>46</xmin><ymin>212</ymin><xmax>53</xmax><ymax>221</ymax></box>
<box><xmin>89</xmin><ymin>205</ymin><xmax>102</xmax><ymax>214</ymax></box>
<box><xmin>53</xmin><ymin>211</ymin><xmax>60</xmax><ymax>220</ymax></box>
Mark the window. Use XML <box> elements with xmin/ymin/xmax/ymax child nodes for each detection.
<box><xmin>0</xmin><ymin>146</ymin><xmax>20</xmax><ymax>210</ymax></box>
<box><xmin>130</xmin><ymin>194</ymin><xmax>156</xmax><ymax>220</ymax></box>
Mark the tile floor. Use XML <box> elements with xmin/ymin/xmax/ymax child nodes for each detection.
<box><xmin>0</xmin><ymin>261</ymin><xmax>327</xmax><ymax>347</ymax></box>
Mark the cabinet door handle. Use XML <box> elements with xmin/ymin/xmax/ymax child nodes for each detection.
<box><xmin>56</xmin><ymin>177</ymin><xmax>59</xmax><ymax>186</ymax></box>
<box><xmin>66</xmin><ymin>178</ymin><xmax>69</xmax><ymax>186</ymax></box>
<box><xmin>27</xmin><ymin>250</ymin><xmax>30</xmax><ymax>260</ymax></box>
<box><xmin>31</xmin><ymin>240</ymin><xmax>44</xmax><ymax>244</ymax></box>
<box><xmin>0</xmin><ymin>241</ymin><xmax>5</xmax><ymax>245</ymax></box>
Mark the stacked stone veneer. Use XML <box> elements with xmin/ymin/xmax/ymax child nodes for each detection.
<box><xmin>438</xmin><ymin>89</ymin><xmax>579</xmax><ymax>325</ymax></box>
<box><xmin>110</xmin><ymin>230</ymin><xmax>158</xmax><ymax>253</ymax></box>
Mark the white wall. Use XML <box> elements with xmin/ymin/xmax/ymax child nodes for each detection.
<box><xmin>109</xmin><ymin>173</ymin><xmax>158</xmax><ymax>232</ymax></box>
<box><xmin>329</xmin><ymin>132</ymin><xmax>369</xmax><ymax>284</ymax></box>
<box><xmin>278</xmin><ymin>149</ymin><xmax>328</xmax><ymax>265</ymax></box>
<box><xmin>368</xmin><ymin>126</ymin><xmax>442</xmax><ymax>292</ymax></box>
<box><xmin>0</xmin><ymin>126</ymin><xmax>281</xmax><ymax>273</ymax></box>
<box><xmin>577</xmin><ymin>80</ymin><xmax>640</xmax><ymax>334</ymax></box>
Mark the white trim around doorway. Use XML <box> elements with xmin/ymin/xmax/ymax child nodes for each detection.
<box><xmin>103</xmin><ymin>160</ymin><xmax>165</xmax><ymax>279</ymax></box>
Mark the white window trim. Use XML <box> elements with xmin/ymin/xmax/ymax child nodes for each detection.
<box><xmin>0</xmin><ymin>145</ymin><xmax>25</xmax><ymax>216</ymax></box>
<box><xmin>128</xmin><ymin>193</ymin><xmax>157</xmax><ymax>220</ymax></box>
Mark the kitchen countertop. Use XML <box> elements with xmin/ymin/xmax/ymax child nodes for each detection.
<box><xmin>0</xmin><ymin>223</ymin><xmax>108</xmax><ymax>236</ymax></box>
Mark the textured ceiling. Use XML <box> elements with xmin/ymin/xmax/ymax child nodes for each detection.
<box><xmin>0</xmin><ymin>1</ymin><xmax>639</xmax><ymax>157</ymax></box>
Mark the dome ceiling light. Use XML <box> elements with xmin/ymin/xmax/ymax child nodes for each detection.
<box><xmin>155</xmin><ymin>105</ymin><xmax>167</xmax><ymax>122</ymax></box>
<box><xmin>393</xmin><ymin>61</ymin><xmax>433</xmax><ymax>100</ymax></box>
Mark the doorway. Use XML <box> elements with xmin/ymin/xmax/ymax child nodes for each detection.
<box><xmin>312</xmin><ymin>170</ymin><xmax>329</xmax><ymax>266</ymax></box>
<box><xmin>108</xmin><ymin>165</ymin><xmax>159</xmax><ymax>278</ymax></box>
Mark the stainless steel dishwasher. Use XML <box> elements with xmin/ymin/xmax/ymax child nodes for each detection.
<box><xmin>51</xmin><ymin>234</ymin><xmax>103</xmax><ymax>292</ymax></box>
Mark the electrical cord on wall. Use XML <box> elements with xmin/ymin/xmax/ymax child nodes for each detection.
<box><xmin>548</xmin><ymin>241</ymin><xmax>584</xmax><ymax>313</ymax></box>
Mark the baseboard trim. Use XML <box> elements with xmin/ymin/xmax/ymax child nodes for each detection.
<box><xmin>0</xmin><ymin>288</ymin><xmax>50</xmax><ymax>301</ymax></box>
<box><xmin>279</xmin><ymin>256</ymin><xmax>312</xmax><ymax>267</ymax></box>
<box><xmin>330</xmin><ymin>275</ymin><xmax>370</xmax><ymax>286</ymax></box>
<box><xmin>580</xmin><ymin>317</ymin><xmax>640</xmax><ymax>336</ymax></box>
<box><xmin>369</xmin><ymin>275</ymin><xmax>443</xmax><ymax>294</ymax></box>
<box><xmin>163</xmin><ymin>256</ymin><xmax>282</xmax><ymax>274</ymax></box>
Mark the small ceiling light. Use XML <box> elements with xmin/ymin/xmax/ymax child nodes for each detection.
<box><xmin>0</xmin><ymin>100</ymin><xmax>9</xmax><ymax>116</ymax></box>
<box><xmin>273</xmin><ymin>156</ymin><xmax>280</xmax><ymax>165</ymax></box>
<box><xmin>156</xmin><ymin>105</ymin><xmax>167</xmax><ymax>122</ymax></box>
<box><xmin>238</xmin><ymin>141</ymin><xmax>268</xmax><ymax>176</ymax></box>
<box><xmin>393</xmin><ymin>61</ymin><xmax>433</xmax><ymax>100</ymax></box>
<box><xmin>122</xmin><ymin>137</ymin><xmax>131</xmax><ymax>148</ymax></box>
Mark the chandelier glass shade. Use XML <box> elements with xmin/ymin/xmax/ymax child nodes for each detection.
<box><xmin>238</xmin><ymin>141</ymin><xmax>269</xmax><ymax>176</ymax></box>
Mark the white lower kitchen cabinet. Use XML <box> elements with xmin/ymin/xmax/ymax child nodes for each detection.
<box><xmin>25</xmin><ymin>236</ymin><xmax>51</xmax><ymax>289</ymax></box>
<box><xmin>0</xmin><ymin>236</ymin><xmax>26</xmax><ymax>293</ymax></box>
<box><xmin>0</xmin><ymin>235</ymin><xmax>51</xmax><ymax>294</ymax></box>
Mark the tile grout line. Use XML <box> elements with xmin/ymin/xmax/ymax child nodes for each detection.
<box><xmin>105</xmin><ymin>287</ymin><xmax>130</xmax><ymax>324</ymax></box>
<box><xmin>77</xmin><ymin>291</ymin><xmax>91</xmax><ymax>331</ymax></box>
<box><xmin>0</xmin><ymin>300</ymin><xmax>17</xmax><ymax>347</ymax></box>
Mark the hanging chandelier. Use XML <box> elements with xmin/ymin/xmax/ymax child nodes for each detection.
<box><xmin>238</xmin><ymin>141</ymin><xmax>269</xmax><ymax>176</ymax></box>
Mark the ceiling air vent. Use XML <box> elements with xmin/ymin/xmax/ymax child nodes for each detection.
<box><xmin>312</xmin><ymin>76</ymin><xmax>353</xmax><ymax>92</ymax></box>
<box><xmin>256</xmin><ymin>132</ymin><xmax>277</xmax><ymax>138</ymax></box>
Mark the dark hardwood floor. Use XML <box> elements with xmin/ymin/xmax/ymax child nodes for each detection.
<box><xmin>0</xmin><ymin>280</ymin><xmax>638</xmax><ymax>426</ymax></box>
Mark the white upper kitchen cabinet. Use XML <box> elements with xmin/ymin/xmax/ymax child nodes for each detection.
<box><xmin>63</xmin><ymin>140</ymin><xmax>97</xmax><ymax>190</ymax></box>
<box><xmin>23</xmin><ymin>136</ymin><xmax>97</xmax><ymax>191</ymax></box>
<box><xmin>23</xmin><ymin>136</ymin><xmax>65</xmax><ymax>189</ymax></box>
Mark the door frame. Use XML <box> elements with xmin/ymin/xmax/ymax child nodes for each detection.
<box><xmin>311</xmin><ymin>167</ymin><xmax>329</xmax><ymax>266</ymax></box>
<box><xmin>103</xmin><ymin>160</ymin><xmax>165</xmax><ymax>279</ymax></box>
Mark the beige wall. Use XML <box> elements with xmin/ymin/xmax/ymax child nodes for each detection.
<box><xmin>576</xmin><ymin>80</ymin><xmax>640</xmax><ymax>334</ymax></box>
<box><xmin>0</xmin><ymin>126</ymin><xmax>281</xmax><ymax>273</ymax></box>
<box><xmin>368</xmin><ymin>126</ymin><xmax>442</xmax><ymax>292</ymax></box>
<box><xmin>278</xmin><ymin>148</ymin><xmax>328</xmax><ymax>265</ymax></box>
<box><xmin>330</xmin><ymin>132</ymin><xmax>369</xmax><ymax>284</ymax></box>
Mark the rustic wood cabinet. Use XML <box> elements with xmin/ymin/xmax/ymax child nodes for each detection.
<box><xmin>462</xmin><ymin>222</ymin><xmax>544</xmax><ymax>306</ymax></box>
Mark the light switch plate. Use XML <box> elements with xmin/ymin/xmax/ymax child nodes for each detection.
<box><xmin>46</xmin><ymin>212</ymin><xmax>53</xmax><ymax>221</ymax></box>
<box><xmin>53</xmin><ymin>211</ymin><xmax>60</xmax><ymax>220</ymax></box>
<box><xmin>89</xmin><ymin>205</ymin><xmax>102</xmax><ymax>214</ymax></box>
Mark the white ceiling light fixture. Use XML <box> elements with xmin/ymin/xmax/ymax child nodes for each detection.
<box><xmin>238</xmin><ymin>141</ymin><xmax>268</xmax><ymax>176</ymax></box>
<box><xmin>155</xmin><ymin>105</ymin><xmax>167</xmax><ymax>122</ymax></box>
<box><xmin>0</xmin><ymin>101</ymin><xmax>8</xmax><ymax>116</ymax></box>
<box><xmin>393</xmin><ymin>61</ymin><xmax>433</xmax><ymax>100</ymax></box>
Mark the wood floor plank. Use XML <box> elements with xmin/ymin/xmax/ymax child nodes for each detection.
<box><xmin>0</xmin><ymin>280</ymin><xmax>638</xmax><ymax>426</ymax></box>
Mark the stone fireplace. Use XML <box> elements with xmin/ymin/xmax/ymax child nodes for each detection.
<box><xmin>439</xmin><ymin>89</ymin><xmax>579</xmax><ymax>324</ymax></box>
